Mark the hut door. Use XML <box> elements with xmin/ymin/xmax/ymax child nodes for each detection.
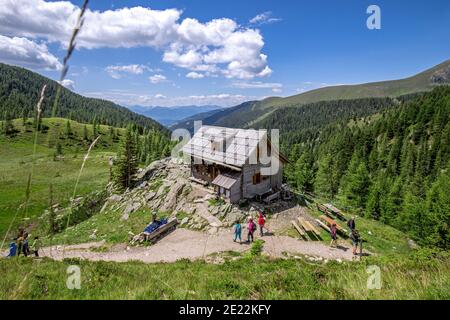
<box><xmin>211</xmin><ymin>166</ymin><xmax>219</xmax><ymax>179</ymax></box>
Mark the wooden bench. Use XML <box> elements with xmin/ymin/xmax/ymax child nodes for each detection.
<box><xmin>298</xmin><ymin>217</ymin><xmax>321</xmax><ymax>238</ymax></box>
<box><xmin>291</xmin><ymin>220</ymin><xmax>306</xmax><ymax>238</ymax></box>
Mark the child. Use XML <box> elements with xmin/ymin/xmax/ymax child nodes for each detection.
<box><xmin>330</xmin><ymin>223</ymin><xmax>337</xmax><ymax>247</ymax></box>
<box><xmin>7</xmin><ymin>239</ymin><xmax>17</xmax><ymax>257</ymax></box>
<box><xmin>31</xmin><ymin>236</ymin><xmax>42</xmax><ymax>257</ymax></box>
<box><xmin>233</xmin><ymin>221</ymin><xmax>242</xmax><ymax>243</ymax></box>
<box><xmin>247</xmin><ymin>217</ymin><xmax>256</xmax><ymax>243</ymax></box>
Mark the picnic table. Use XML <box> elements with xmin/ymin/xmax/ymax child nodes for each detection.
<box><xmin>319</xmin><ymin>215</ymin><xmax>348</xmax><ymax>237</ymax></box>
<box><xmin>317</xmin><ymin>203</ymin><xmax>347</xmax><ymax>221</ymax></box>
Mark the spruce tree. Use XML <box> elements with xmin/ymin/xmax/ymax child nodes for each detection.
<box><xmin>295</xmin><ymin>152</ymin><xmax>315</xmax><ymax>192</ymax></box>
<box><xmin>113</xmin><ymin>126</ymin><xmax>139</xmax><ymax>190</ymax></box>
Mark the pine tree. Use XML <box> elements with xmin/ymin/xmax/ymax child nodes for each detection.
<box><xmin>294</xmin><ymin>152</ymin><xmax>315</xmax><ymax>192</ymax></box>
<box><xmin>340</xmin><ymin>152</ymin><xmax>370</xmax><ymax>210</ymax></box>
<box><xmin>83</xmin><ymin>125</ymin><xmax>89</xmax><ymax>141</ymax></box>
<box><xmin>113</xmin><ymin>126</ymin><xmax>139</xmax><ymax>190</ymax></box>
<box><xmin>424</xmin><ymin>165</ymin><xmax>450</xmax><ymax>249</ymax></box>
<box><xmin>315</xmin><ymin>154</ymin><xmax>334</xmax><ymax>197</ymax></box>
<box><xmin>65</xmin><ymin>119</ymin><xmax>72</xmax><ymax>137</ymax></box>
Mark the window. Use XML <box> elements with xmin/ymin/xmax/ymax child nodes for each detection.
<box><xmin>253</xmin><ymin>172</ymin><xmax>261</xmax><ymax>184</ymax></box>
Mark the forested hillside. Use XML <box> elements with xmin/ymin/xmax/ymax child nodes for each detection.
<box><xmin>0</xmin><ymin>63</ymin><xmax>167</xmax><ymax>132</ymax></box>
<box><xmin>175</xmin><ymin>60</ymin><xmax>450</xmax><ymax>131</ymax></box>
<box><xmin>283</xmin><ymin>86</ymin><xmax>450</xmax><ymax>249</ymax></box>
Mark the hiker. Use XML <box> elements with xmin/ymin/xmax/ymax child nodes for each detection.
<box><xmin>16</xmin><ymin>234</ymin><xmax>24</xmax><ymax>257</ymax></box>
<box><xmin>247</xmin><ymin>217</ymin><xmax>256</xmax><ymax>243</ymax></box>
<box><xmin>257</xmin><ymin>212</ymin><xmax>265</xmax><ymax>237</ymax></box>
<box><xmin>22</xmin><ymin>232</ymin><xmax>30</xmax><ymax>257</ymax></box>
<box><xmin>31</xmin><ymin>236</ymin><xmax>42</xmax><ymax>257</ymax></box>
<box><xmin>350</xmin><ymin>229</ymin><xmax>361</xmax><ymax>256</ymax></box>
<box><xmin>347</xmin><ymin>216</ymin><xmax>356</xmax><ymax>232</ymax></box>
<box><xmin>233</xmin><ymin>221</ymin><xmax>242</xmax><ymax>243</ymax></box>
<box><xmin>6</xmin><ymin>239</ymin><xmax>17</xmax><ymax>257</ymax></box>
<box><xmin>330</xmin><ymin>223</ymin><xmax>337</xmax><ymax>247</ymax></box>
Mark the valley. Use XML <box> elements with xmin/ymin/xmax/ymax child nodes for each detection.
<box><xmin>0</xmin><ymin>62</ymin><xmax>449</xmax><ymax>301</ymax></box>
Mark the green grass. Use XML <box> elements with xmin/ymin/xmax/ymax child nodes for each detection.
<box><xmin>0</xmin><ymin>248</ymin><xmax>448</xmax><ymax>300</ymax></box>
<box><xmin>0</xmin><ymin>118</ymin><xmax>123</xmax><ymax>241</ymax></box>
<box><xmin>48</xmin><ymin>208</ymin><xmax>152</xmax><ymax>245</ymax></box>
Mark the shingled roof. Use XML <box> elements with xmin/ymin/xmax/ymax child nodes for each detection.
<box><xmin>182</xmin><ymin>125</ymin><xmax>287</xmax><ymax>169</ymax></box>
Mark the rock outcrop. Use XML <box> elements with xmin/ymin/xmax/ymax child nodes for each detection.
<box><xmin>100</xmin><ymin>158</ymin><xmax>272</xmax><ymax>232</ymax></box>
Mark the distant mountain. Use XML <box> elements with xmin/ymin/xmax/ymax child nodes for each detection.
<box><xmin>0</xmin><ymin>63</ymin><xmax>167</xmax><ymax>133</ymax></box>
<box><xmin>169</xmin><ymin>108</ymin><xmax>225</xmax><ymax>132</ymax></box>
<box><xmin>128</xmin><ymin>105</ymin><xmax>223</xmax><ymax>127</ymax></box>
<box><xmin>182</xmin><ymin>59</ymin><xmax>450</xmax><ymax>130</ymax></box>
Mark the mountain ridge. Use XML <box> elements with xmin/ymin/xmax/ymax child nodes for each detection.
<box><xmin>177</xmin><ymin>59</ymin><xmax>450</xmax><ymax>131</ymax></box>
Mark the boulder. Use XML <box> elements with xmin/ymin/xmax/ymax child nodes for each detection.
<box><xmin>108</xmin><ymin>195</ymin><xmax>122</xmax><ymax>203</ymax></box>
<box><xmin>160</xmin><ymin>181</ymin><xmax>186</xmax><ymax>211</ymax></box>
<box><xmin>136</xmin><ymin>159</ymin><xmax>167</xmax><ymax>181</ymax></box>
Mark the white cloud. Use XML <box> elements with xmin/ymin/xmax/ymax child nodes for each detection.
<box><xmin>105</xmin><ymin>64</ymin><xmax>147</xmax><ymax>79</ymax></box>
<box><xmin>232</xmin><ymin>81</ymin><xmax>282</xmax><ymax>92</ymax></box>
<box><xmin>186</xmin><ymin>71</ymin><xmax>204</xmax><ymax>79</ymax></box>
<box><xmin>149</xmin><ymin>74</ymin><xmax>167</xmax><ymax>84</ymax></box>
<box><xmin>84</xmin><ymin>90</ymin><xmax>258</xmax><ymax>107</ymax></box>
<box><xmin>249</xmin><ymin>12</ymin><xmax>282</xmax><ymax>25</ymax></box>
<box><xmin>59</xmin><ymin>79</ymin><xmax>75</xmax><ymax>90</ymax></box>
<box><xmin>0</xmin><ymin>35</ymin><xmax>62</xmax><ymax>70</ymax></box>
<box><xmin>0</xmin><ymin>0</ymin><xmax>272</xmax><ymax>79</ymax></box>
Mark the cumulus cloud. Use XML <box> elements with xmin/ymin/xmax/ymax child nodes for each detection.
<box><xmin>105</xmin><ymin>64</ymin><xmax>148</xmax><ymax>79</ymax></box>
<box><xmin>59</xmin><ymin>79</ymin><xmax>75</xmax><ymax>90</ymax></box>
<box><xmin>149</xmin><ymin>74</ymin><xmax>167</xmax><ymax>84</ymax></box>
<box><xmin>0</xmin><ymin>35</ymin><xmax>62</xmax><ymax>70</ymax></box>
<box><xmin>186</xmin><ymin>71</ymin><xmax>204</xmax><ymax>79</ymax></box>
<box><xmin>154</xmin><ymin>93</ymin><xmax>166</xmax><ymax>99</ymax></box>
<box><xmin>249</xmin><ymin>12</ymin><xmax>282</xmax><ymax>25</ymax></box>
<box><xmin>0</xmin><ymin>0</ymin><xmax>272</xmax><ymax>79</ymax></box>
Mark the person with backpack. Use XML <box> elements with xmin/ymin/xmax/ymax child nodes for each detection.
<box><xmin>247</xmin><ymin>217</ymin><xmax>256</xmax><ymax>243</ymax></box>
<box><xmin>22</xmin><ymin>232</ymin><xmax>30</xmax><ymax>257</ymax></box>
<box><xmin>257</xmin><ymin>212</ymin><xmax>266</xmax><ymax>237</ymax></box>
<box><xmin>16</xmin><ymin>235</ymin><xmax>24</xmax><ymax>257</ymax></box>
<box><xmin>330</xmin><ymin>223</ymin><xmax>337</xmax><ymax>247</ymax></box>
<box><xmin>233</xmin><ymin>221</ymin><xmax>242</xmax><ymax>243</ymax></box>
<box><xmin>350</xmin><ymin>229</ymin><xmax>361</xmax><ymax>256</ymax></box>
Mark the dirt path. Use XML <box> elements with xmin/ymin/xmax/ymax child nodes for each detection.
<box><xmin>39</xmin><ymin>229</ymin><xmax>353</xmax><ymax>263</ymax></box>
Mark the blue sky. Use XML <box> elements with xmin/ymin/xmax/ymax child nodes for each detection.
<box><xmin>1</xmin><ymin>0</ymin><xmax>449</xmax><ymax>107</ymax></box>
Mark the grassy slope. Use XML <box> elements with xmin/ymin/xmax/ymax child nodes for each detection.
<box><xmin>0</xmin><ymin>118</ymin><xmax>123</xmax><ymax>239</ymax></box>
<box><xmin>0</xmin><ymin>249</ymin><xmax>448</xmax><ymax>299</ymax></box>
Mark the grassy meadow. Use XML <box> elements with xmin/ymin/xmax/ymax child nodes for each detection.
<box><xmin>0</xmin><ymin>247</ymin><xmax>448</xmax><ymax>300</ymax></box>
<box><xmin>0</xmin><ymin>118</ymin><xmax>123</xmax><ymax>241</ymax></box>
